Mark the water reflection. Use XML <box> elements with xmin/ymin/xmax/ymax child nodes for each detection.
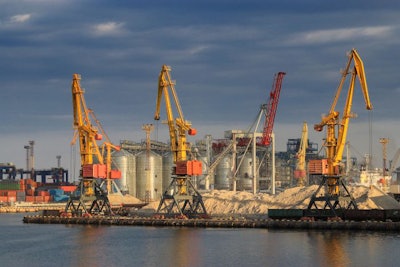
<box><xmin>168</xmin><ymin>228</ymin><xmax>201</xmax><ymax>267</ymax></box>
<box><xmin>70</xmin><ymin>225</ymin><xmax>107</xmax><ymax>267</ymax></box>
<box><xmin>317</xmin><ymin>231</ymin><xmax>350</xmax><ymax>267</ymax></box>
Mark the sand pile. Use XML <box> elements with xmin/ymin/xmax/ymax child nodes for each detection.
<box><xmin>108</xmin><ymin>193</ymin><xmax>143</xmax><ymax>206</ymax></box>
<box><xmin>142</xmin><ymin>185</ymin><xmax>400</xmax><ymax>214</ymax></box>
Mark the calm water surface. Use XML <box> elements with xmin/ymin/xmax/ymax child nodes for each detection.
<box><xmin>0</xmin><ymin>213</ymin><xmax>399</xmax><ymax>267</ymax></box>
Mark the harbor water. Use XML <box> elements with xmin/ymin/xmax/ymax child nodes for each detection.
<box><xmin>1</xmin><ymin>213</ymin><xmax>400</xmax><ymax>267</ymax></box>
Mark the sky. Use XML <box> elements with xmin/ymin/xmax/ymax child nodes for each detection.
<box><xmin>1</xmin><ymin>0</ymin><xmax>400</xmax><ymax>173</ymax></box>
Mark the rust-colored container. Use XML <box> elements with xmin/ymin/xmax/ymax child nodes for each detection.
<box><xmin>35</xmin><ymin>196</ymin><xmax>44</xmax><ymax>203</ymax></box>
<box><xmin>59</xmin><ymin>185</ymin><xmax>77</xmax><ymax>192</ymax></box>
<box><xmin>25</xmin><ymin>196</ymin><xmax>35</xmax><ymax>202</ymax></box>
<box><xmin>6</xmin><ymin>191</ymin><xmax>17</xmax><ymax>197</ymax></box>
<box><xmin>39</xmin><ymin>191</ymin><xmax>50</xmax><ymax>196</ymax></box>
<box><xmin>26</xmin><ymin>189</ymin><xmax>35</xmax><ymax>196</ymax></box>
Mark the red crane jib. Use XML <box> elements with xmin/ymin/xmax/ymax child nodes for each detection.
<box><xmin>261</xmin><ymin>72</ymin><xmax>286</xmax><ymax>146</ymax></box>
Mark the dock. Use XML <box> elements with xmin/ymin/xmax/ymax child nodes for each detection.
<box><xmin>22</xmin><ymin>214</ymin><xmax>400</xmax><ymax>232</ymax></box>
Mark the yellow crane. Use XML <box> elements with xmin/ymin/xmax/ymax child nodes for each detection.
<box><xmin>294</xmin><ymin>122</ymin><xmax>308</xmax><ymax>186</ymax></box>
<box><xmin>307</xmin><ymin>49</ymin><xmax>373</xmax><ymax>216</ymax></box>
<box><xmin>64</xmin><ymin>74</ymin><xmax>121</xmax><ymax>216</ymax></box>
<box><xmin>154</xmin><ymin>65</ymin><xmax>207</xmax><ymax>218</ymax></box>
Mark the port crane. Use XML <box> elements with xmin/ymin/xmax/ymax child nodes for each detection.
<box><xmin>307</xmin><ymin>49</ymin><xmax>373</xmax><ymax>216</ymax></box>
<box><xmin>294</xmin><ymin>122</ymin><xmax>308</xmax><ymax>186</ymax></box>
<box><xmin>260</xmin><ymin>72</ymin><xmax>286</xmax><ymax>146</ymax></box>
<box><xmin>154</xmin><ymin>65</ymin><xmax>207</xmax><ymax>218</ymax></box>
<box><xmin>231</xmin><ymin>72</ymin><xmax>285</xmax><ymax>193</ymax></box>
<box><xmin>65</xmin><ymin>74</ymin><xmax>121</xmax><ymax>216</ymax></box>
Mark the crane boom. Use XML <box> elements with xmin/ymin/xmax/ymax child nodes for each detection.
<box><xmin>72</xmin><ymin>74</ymin><xmax>104</xmax><ymax>166</ymax></box>
<box><xmin>314</xmin><ymin>49</ymin><xmax>372</xmax><ymax>175</ymax></box>
<box><xmin>154</xmin><ymin>65</ymin><xmax>207</xmax><ymax>219</ymax></box>
<box><xmin>308</xmin><ymin>49</ymin><xmax>373</xmax><ymax>216</ymax></box>
<box><xmin>261</xmin><ymin>72</ymin><xmax>286</xmax><ymax>146</ymax></box>
<box><xmin>155</xmin><ymin>65</ymin><xmax>196</xmax><ymax>164</ymax></box>
<box><xmin>65</xmin><ymin>74</ymin><xmax>121</xmax><ymax>216</ymax></box>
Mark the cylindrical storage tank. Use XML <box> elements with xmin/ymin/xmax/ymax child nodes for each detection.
<box><xmin>197</xmin><ymin>156</ymin><xmax>209</xmax><ymax>190</ymax></box>
<box><xmin>112</xmin><ymin>149</ymin><xmax>136</xmax><ymax>196</ymax></box>
<box><xmin>238</xmin><ymin>178</ymin><xmax>253</xmax><ymax>191</ymax></box>
<box><xmin>162</xmin><ymin>152</ymin><xmax>173</xmax><ymax>193</ymax></box>
<box><xmin>238</xmin><ymin>153</ymin><xmax>259</xmax><ymax>190</ymax></box>
<box><xmin>136</xmin><ymin>151</ymin><xmax>163</xmax><ymax>201</ymax></box>
<box><xmin>215</xmin><ymin>156</ymin><xmax>231</xmax><ymax>190</ymax></box>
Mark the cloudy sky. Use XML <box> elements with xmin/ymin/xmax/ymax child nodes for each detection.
<box><xmin>1</xmin><ymin>0</ymin><xmax>400</xmax><ymax>173</ymax></box>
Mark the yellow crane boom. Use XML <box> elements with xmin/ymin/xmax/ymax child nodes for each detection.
<box><xmin>65</xmin><ymin>74</ymin><xmax>121</xmax><ymax>216</ymax></box>
<box><xmin>308</xmin><ymin>49</ymin><xmax>373</xmax><ymax>216</ymax></box>
<box><xmin>154</xmin><ymin>65</ymin><xmax>207</xmax><ymax>218</ymax></box>
<box><xmin>155</xmin><ymin>64</ymin><xmax>197</xmax><ymax>164</ymax></box>
<box><xmin>71</xmin><ymin>74</ymin><xmax>104</xmax><ymax>167</ymax></box>
<box><xmin>314</xmin><ymin>49</ymin><xmax>372</xmax><ymax>176</ymax></box>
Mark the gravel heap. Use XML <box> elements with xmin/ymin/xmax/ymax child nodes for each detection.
<box><xmin>142</xmin><ymin>185</ymin><xmax>400</xmax><ymax>215</ymax></box>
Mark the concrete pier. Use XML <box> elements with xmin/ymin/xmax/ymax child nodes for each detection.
<box><xmin>22</xmin><ymin>215</ymin><xmax>400</xmax><ymax>231</ymax></box>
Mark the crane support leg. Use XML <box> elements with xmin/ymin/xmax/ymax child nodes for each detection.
<box><xmin>64</xmin><ymin>178</ymin><xmax>113</xmax><ymax>216</ymax></box>
<box><xmin>155</xmin><ymin>176</ymin><xmax>208</xmax><ymax>219</ymax></box>
<box><xmin>306</xmin><ymin>175</ymin><xmax>357</xmax><ymax>218</ymax></box>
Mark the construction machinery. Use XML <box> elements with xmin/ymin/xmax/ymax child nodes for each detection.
<box><xmin>64</xmin><ymin>74</ymin><xmax>121</xmax><ymax>216</ymax></box>
<box><xmin>154</xmin><ymin>65</ymin><xmax>207</xmax><ymax>218</ymax></box>
<box><xmin>294</xmin><ymin>122</ymin><xmax>308</xmax><ymax>186</ymax></box>
<box><xmin>260</xmin><ymin>72</ymin><xmax>286</xmax><ymax>146</ymax></box>
<box><xmin>307</xmin><ymin>49</ymin><xmax>373</xmax><ymax>217</ymax></box>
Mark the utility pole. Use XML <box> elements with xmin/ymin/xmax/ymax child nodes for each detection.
<box><xmin>380</xmin><ymin>138</ymin><xmax>389</xmax><ymax>176</ymax></box>
<box><xmin>24</xmin><ymin>145</ymin><xmax>30</xmax><ymax>178</ymax></box>
<box><xmin>57</xmin><ymin>155</ymin><xmax>61</xmax><ymax>168</ymax></box>
<box><xmin>29</xmin><ymin>140</ymin><xmax>35</xmax><ymax>172</ymax></box>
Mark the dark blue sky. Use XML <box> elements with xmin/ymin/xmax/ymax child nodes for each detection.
<box><xmin>1</xmin><ymin>1</ymin><xmax>400</xmax><ymax>170</ymax></box>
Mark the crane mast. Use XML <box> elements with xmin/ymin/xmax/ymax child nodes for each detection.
<box><xmin>64</xmin><ymin>74</ymin><xmax>121</xmax><ymax>216</ymax></box>
<box><xmin>307</xmin><ymin>49</ymin><xmax>373</xmax><ymax>217</ymax></box>
<box><xmin>154</xmin><ymin>65</ymin><xmax>207</xmax><ymax>218</ymax></box>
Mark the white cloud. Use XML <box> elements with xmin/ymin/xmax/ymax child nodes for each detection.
<box><xmin>92</xmin><ymin>21</ymin><xmax>125</xmax><ymax>36</ymax></box>
<box><xmin>286</xmin><ymin>26</ymin><xmax>394</xmax><ymax>45</ymax></box>
<box><xmin>10</xmin><ymin>13</ymin><xmax>32</xmax><ymax>23</ymax></box>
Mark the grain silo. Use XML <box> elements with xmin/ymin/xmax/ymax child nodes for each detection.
<box><xmin>112</xmin><ymin>149</ymin><xmax>136</xmax><ymax>195</ymax></box>
<box><xmin>238</xmin><ymin>153</ymin><xmax>259</xmax><ymax>190</ymax></box>
<box><xmin>136</xmin><ymin>151</ymin><xmax>163</xmax><ymax>201</ymax></box>
<box><xmin>215</xmin><ymin>155</ymin><xmax>231</xmax><ymax>190</ymax></box>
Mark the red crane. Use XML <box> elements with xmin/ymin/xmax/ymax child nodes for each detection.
<box><xmin>260</xmin><ymin>72</ymin><xmax>286</xmax><ymax>146</ymax></box>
